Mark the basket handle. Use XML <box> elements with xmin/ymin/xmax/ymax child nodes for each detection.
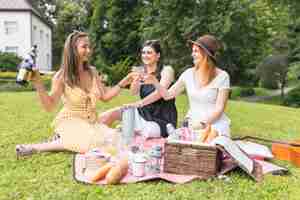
<box><xmin>232</xmin><ymin>135</ymin><xmax>300</xmax><ymax>147</ymax></box>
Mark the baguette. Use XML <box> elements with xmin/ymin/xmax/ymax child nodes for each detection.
<box><xmin>204</xmin><ymin>126</ymin><xmax>218</xmax><ymax>143</ymax></box>
<box><xmin>88</xmin><ymin>163</ymin><xmax>113</xmax><ymax>182</ymax></box>
<box><xmin>105</xmin><ymin>158</ymin><xmax>129</xmax><ymax>185</ymax></box>
<box><xmin>199</xmin><ymin>124</ymin><xmax>211</xmax><ymax>143</ymax></box>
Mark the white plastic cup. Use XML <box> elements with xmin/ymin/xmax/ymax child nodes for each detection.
<box><xmin>132</xmin><ymin>154</ymin><xmax>147</xmax><ymax>177</ymax></box>
<box><xmin>131</xmin><ymin>66</ymin><xmax>146</xmax><ymax>83</ymax></box>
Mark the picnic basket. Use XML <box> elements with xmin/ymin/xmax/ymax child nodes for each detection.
<box><xmin>163</xmin><ymin>141</ymin><xmax>222</xmax><ymax>178</ymax></box>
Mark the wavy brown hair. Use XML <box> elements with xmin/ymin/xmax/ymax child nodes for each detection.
<box><xmin>62</xmin><ymin>31</ymin><xmax>91</xmax><ymax>87</ymax></box>
<box><xmin>191</xmin><ymin>35</ymin><xmax>221</xmax><ymax>86</ymax></box>
<box><xmin>195</xmin><ymin>46</ymin><xmax>217</xmax><ymax>86</ymax></box>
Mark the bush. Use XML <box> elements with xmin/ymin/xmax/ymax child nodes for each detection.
<box><xmin>230</xmin><ymin>87</ymin><xmax>242</xmax><ymax>99</ymax></box>
<box><xmin>0</xmin><ymin>52</ymin><xmax>22</xmax><ymax>72</ymax></box>
<box><xmin>260</xmin><ymin>78</ymin><xmax>279</xmax><ymax>89</ymax></box>
<box><xmin>240</xmin><ymin>87</ymin><xmax>255</xmax><ymax>97</ymax></box>
<box><xmin>284</xmin><ymin>86</ymin><xmax>300</xmax><ymax>107</ymax></box>
<box><xmin>107</xmin><ymin>57</ymin><xmax>133</xmax><ymax>85</ymax></box>
<box><xmin>0</xmin><ymin>73</ymin><xmax>52</xmax><ymax>92</ymax></box>
<box><xmin>0</xmin><ymin>81</ymin><xmax>34</xmax><ymax>92</ymax></box>
<box><xmin>257</xmin><ymin>54</ymin><xmax>287</xmax><ymax>90</ymax></box>
<box><xmin>254</xmin><ymin>87</ymin><xmax>270</xmax><ymax>96</ymax></box>
<box><xmin>230</xmin><ymin>87</ymin><xmax>255</xmax><ymax>99</ymax></box>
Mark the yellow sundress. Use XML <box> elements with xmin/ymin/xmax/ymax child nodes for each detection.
<box><xmin>53</xmin><ymin>69</ymin><xmax>120</xmax><ymax>153</ymax></box>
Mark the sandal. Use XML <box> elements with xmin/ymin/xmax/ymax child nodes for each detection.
<box><xmin>15</xmin><ymin>133</ymin><xmax>60</xmax><ymax>159</ymax></box>
<box><xmin>51</xmin><ymin>133</ymin><xmax>61</xmax><ymax>141</ymax></box>
<box><xmin>15</xmin><ymin>144</ymin><xmax>38</xmax><ymax>159</ymax></box>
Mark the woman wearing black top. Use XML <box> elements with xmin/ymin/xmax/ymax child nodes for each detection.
<box><xmin>99</xmin><ymin>40</ymin><xmax>177</xmax><ymax>138</ymax></box>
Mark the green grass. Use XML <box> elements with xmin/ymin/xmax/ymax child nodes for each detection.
<box><xmin>258</xmin><ymin>96</ymin><xmax>284</xmax><ymax>106</ymax></box>
<box><xmin>0</xmin><ymin>71</ymin><xmax>17</xmax><ymax>79</ymax></box>
<box><xmin>1</xmin><ymin>90</ymin><xmax>300</xmax><ymax>200</ymax></box>
<box><xmin>230</xmin><ymin>86</ymin><xmax>272</xmax><ymax>100</ymax></box>
<box><xmin>253</xmin><ymin>87</ymin><xmax>272</xmax><ymax>97</ymax></box>
<box><xmin>0</xmin><ymin>72</ymin><xmax>52</xmax><ymax>92</ymax></box>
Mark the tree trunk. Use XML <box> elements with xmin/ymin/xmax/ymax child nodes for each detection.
<box><xmin>280</xmin><ymin>78</ymin><xmax>286</xmax><ymax>100</ymax></box>
<box><xmin>281</xmin><ymin>84</ymin><xmax>284</xmax><ymax>99</ymax></box>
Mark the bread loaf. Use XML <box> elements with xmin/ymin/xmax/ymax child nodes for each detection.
<box><xmin>105</xmin><ymin>158</ymin><xmax>128</xmax><ymax>184</ymax></box>
<box><xmin>88</xmin><ymin>163</ymin><xmax>113</xmax><ymax>182</ymax></box>
<box><xmin>199</xmin><ymin>124</ymin><xmax>211</xmax><ymax>143</ymax></box>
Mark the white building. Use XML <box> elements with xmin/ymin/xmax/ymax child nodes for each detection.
<box><xmin>0</xmin><ymin>0</ymin><xmax>52</xmax><ymax>71</ymax></box>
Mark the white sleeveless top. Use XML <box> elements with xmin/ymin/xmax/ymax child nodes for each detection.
<box><xmin>178</xmin><ymin>67</ymin><xmax>231</xmax><ymax>135</ymax></box>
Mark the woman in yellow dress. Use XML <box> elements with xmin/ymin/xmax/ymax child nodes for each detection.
<box><xmin>16</xmin><ymin>31</ymin><xmax>134</xmax><ymax>157</ymax></box>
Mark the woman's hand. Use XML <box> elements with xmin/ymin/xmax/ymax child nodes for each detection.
<box><xmin>29</xmin><ymin>69</ymin><xmax>42</xmax><ymax>84</ymax></box>
<box><xmin>32</xmin><ymin>70</ymin><xmax>64</xmax><ymax>112</ymax></box>
<box><xmin>118</xmin><ymin>72</ymin><xmax>140</xmax><ymax>88</ymax></box>
<box><xmin>143</xmin><ymin>74</ymin><xmax>159</xmax><ymax>85</ymax></box>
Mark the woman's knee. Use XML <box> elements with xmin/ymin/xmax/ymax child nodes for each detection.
<box><xmin>99</xmin><ymin>108</ymin><xmax>121</xmax><ymax>125</ymax></box>
<box><xmin>140</xmin><ymin>121</ymin><xmax>161</xmax><ymax>138</ymax></box>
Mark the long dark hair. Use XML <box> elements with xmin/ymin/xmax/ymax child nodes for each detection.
<box><xmin>62</xmin><ymin>31</ymin><xmax>91</xmax><ymax>87</ymax></box>
<box><xmin>141</xmin><ymin>40</ymin><xmax>163</xmax><ymax>79</ymax></box>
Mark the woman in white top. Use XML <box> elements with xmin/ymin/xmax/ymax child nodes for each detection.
<box><xmin>144</xmin><ymin>34</ymin><xmax>231</xmax><ymax>143</ymax></box>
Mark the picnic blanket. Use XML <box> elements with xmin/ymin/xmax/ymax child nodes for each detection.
<box><xmin>73</xmin><ymin>137</ymin><xmax>287</xmax><ymax>185</ymax></box>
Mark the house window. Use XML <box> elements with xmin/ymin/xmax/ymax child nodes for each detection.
<box><xmin>33</xmin><ymin>26</ymin><xmax>37</xmax><ymax>39</ymax></box>
<box><xmin>46</xmin><ymin>33</ymin><xmax>49</xmax><ymax>47</ymax></box>
<box><xmin>40</xmin><ymin>30</ymin><xmax>44</xmax><ymax>42</ymax></box>
<box><xmin>47</xmin><ymin>53</ymin><xmax>50</xmax><ymax>68</ymax></box>
<box><xmin>4</xmin><ymin>21</ymin><xmax>18</xmax><ymax>35</ymax></box>
<box><xmin>5</xmin><ymin>46</ymin><xmax>18</xmax><ymax>54</ymax></box>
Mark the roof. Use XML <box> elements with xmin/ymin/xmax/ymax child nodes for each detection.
<box><xmin>0</xmin><ymin>0</ymin><xmax>52</xmax><ymax>28</ymax></box>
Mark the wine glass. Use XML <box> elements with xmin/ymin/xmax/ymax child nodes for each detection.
<box><xmin>131</xmin><ymin>66</ymin><xmax>145</xmax><ymax>83</ymax></box>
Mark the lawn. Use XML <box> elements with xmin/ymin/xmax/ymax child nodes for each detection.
<box><xmin>1</xmin><ymin>90</ymin><xmax>300</xmax><ymax>200</ymax></box>
<box><xmin>0</xmin><ymin>72</ymin><xmax>52</xmax><ymax>92</ymax></box>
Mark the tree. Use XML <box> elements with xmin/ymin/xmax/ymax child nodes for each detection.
<box><xmin>89</xmin><ymin>0</ymin><xmax>110</xmax><ymax>73</ymax></box>
<box><xmin>44</xmin><ymin>0</ymin><xmax>294</xmax><ymax>86</ymax></box>
<box><xmin>52</xmin><ymin>0</ymin><xmax>91</xmax><ymax>68</ymax></box>
<box><xmin>29</xmin><ymin>0</ymin><xmax>57</xmax><ymax>24</ymax></box>
<box><xmin>258</xmin><ymin>54</ymin><xmax>289</xmax><ymax>97</ymax></box>
<box><xmin>257</xmin><ymin>37</ymin><xmax>290</xmax><ymax>98</ymax></box>
<box><xmin>89</xmin><ymin>0</ymin><xmax>142</xmax><ymax>83</ymax></box>
<box><xmin>139</xmin><ymin>0</ymin><xmax>267</xmax><ymax>85</ymax></box>
<box><xmin>139</xmin><ymin>0</ymin><xmax>195</xmax><ymax>76</ymax></box>
<box><xmin>268</xmin><ymin>0</ymin><xmax>300</xmax><ymax>71</ymax></box>
<box><xmin>0</xmin><ymin>52</ymin><xmax>22</xmax><ymax>72</ymax></box>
